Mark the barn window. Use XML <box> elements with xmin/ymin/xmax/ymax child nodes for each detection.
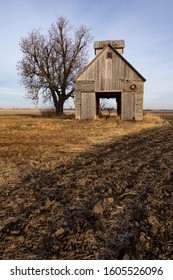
<box><xmin>107</xmin><ymin>52</ymin><xmax>112</xmax><ymax>59</ymax></box>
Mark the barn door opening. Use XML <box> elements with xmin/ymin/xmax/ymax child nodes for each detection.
<box><xmin>121</xmin><ymin>91</ymin><xmax>136</xmax><ymax>120</ymax></box>
<box><xmin>80</xmin><ymin>92</ymin><xmax>96</xmax><ymax>120</ymax></box>
<box><xmin>96</xmin><ymin>92</ymin><xmax>121</xmax><ymax>118</ymax></box>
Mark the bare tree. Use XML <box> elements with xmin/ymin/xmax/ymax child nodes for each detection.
<box><xmin>17</xmin><ymin>17</ymin><xmax>92</xmax><ymax>115</ymax></box>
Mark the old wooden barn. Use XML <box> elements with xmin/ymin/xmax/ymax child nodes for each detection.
<box><xmin>75</xmin><ymin>40</ymin><xmax>146</xmax><ymax>120</ymax></box>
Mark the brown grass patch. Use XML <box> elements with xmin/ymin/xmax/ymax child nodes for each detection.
<box><xmin>143</xmin><ymin>113</ymin><xmax>164</xmax><ymax>124</ymax></box>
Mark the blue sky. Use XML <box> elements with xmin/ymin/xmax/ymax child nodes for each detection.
<box><xmin>0</xmin><ymin>0</ymin><xmax>173</xmax><ymax>109</ymax></box>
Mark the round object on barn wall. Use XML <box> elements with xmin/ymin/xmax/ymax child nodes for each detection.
<box><xmin>130</xmin><ymin>84</ymin><xmax>136</xmax><ymax>90</ymax></box>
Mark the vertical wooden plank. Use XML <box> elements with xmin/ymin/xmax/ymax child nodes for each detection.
<box><xmin>81</xmin><ymin>92</ymin><xmax>96</xmax><ymax>120</ymax></box>
<box><xmin>75</xmin><ymin>92</ymin><xmax>81</xmax><ymax>120</ymax></box>
<box><xmin>104</xmin><ymin>56</ymin><xmax>112</xmax><ymax>90</ymax></box>
<box><xmin>121</xmin><ymin>92</ymin><xmax>136</xmax><ymax>120</ymax></box>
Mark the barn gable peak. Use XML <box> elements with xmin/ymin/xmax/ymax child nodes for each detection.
<box><xmin>94</xmin><ymin>40</ymin><xmax>125</xmax><ymax>55</ymax></box>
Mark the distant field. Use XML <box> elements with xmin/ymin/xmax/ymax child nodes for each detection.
<box><xmin>0</xmin><ymin>111</ymin><xmax>173</xmax><ymax>259</ymax></box>
<box><xmin>0</xmin><ymin>108</ymin><xmax>76</xmax><ymax>116</ymax></box>
<box><xmin>0</xmin><ymin>108</ymin><xmax>173</xmax><ymax>115</ymax></box>
<box><xmin>0</xmin><ymin>109</ymin><xmax>41</xmax><ymax>116</ymax></box>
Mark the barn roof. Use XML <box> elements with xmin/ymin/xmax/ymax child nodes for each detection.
<box><xmin>75</xmin><ymin>44</ymin><xmax>146</xmax><ymax>82</ymax></box>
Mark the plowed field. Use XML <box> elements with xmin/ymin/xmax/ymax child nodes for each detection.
<box><xmin>0</xmin><ymin>112</ymin><xmax>173</xmax><ymax>259</ymax></box>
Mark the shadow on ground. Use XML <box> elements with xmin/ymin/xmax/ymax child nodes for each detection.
<box><xmin>0</xmin><ymin>121</ymin><xmax>173</xmax><ymax>259</ymax></box>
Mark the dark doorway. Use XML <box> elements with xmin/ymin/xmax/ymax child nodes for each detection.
<box><xmin>96</xmin><ymin>92</ymin><xmax>121</xmax><ymax>117</ymax></box>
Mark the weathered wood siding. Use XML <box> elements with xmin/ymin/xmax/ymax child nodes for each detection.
<box><xmin>94</xmin><ymin>40</ymin><xmax>125</xmax><ymax>55</ymax></box>
<box><xmin>123</xmin><ymin>80</ymin><xmax>144</xmax><ymax>120</ymax></box>
<box><xmin>77</xmin><ymin>46</ymin><xmax>142</xmax><ymax>92</ymax></box>
<box><xmin>75</xmin><ymin>43</ymin><xmax>145</xmax><ymax>121</ymax></box>
<box><xmin>75</xmin><ymin>91</ymin><xmax>81</xmax><ymax>120</ymax></box>
<box><xmin>121</xmin><ymin>92</ymin><xmax>136</xmax><ymax>120</ymax></box>
<box><xmin>80</xmin><ymin>92</ymin><xmax>96</xmax><ymax>120</ymax></box>
<box><xmin>75</xmin><ymin>81</ymin><xmax>95</xmax><ymax>120</ymax></box>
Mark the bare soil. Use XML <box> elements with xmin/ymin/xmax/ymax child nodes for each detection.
<box><xmin>0</xmin><ymin>111</ymin><xmax>173</xmax><ymax>259</ymax></box>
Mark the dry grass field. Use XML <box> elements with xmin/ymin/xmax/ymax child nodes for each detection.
<box><xmin>0</xmin><ymin>109</ymin><xmax>173</xmax><ymax>259</ymax></box>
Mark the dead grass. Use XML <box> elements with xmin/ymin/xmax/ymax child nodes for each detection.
<box><xmin>0</xmin><ymin>111</ymin><xmax>166</xmax><ymax>187</ymax></box>
<box><xmin>143</xmin><ymin>113</ymin><xmax>163</xmax><ymax>124</ymax></box>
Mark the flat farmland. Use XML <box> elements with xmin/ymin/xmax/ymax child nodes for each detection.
<box><xmin>0</xmin><ymin>110</ymin><xmax>173</xmax><ymax>259</ymax></box>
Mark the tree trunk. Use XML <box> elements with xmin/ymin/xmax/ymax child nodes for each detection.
<box><xmin>55</xmin><ymin>100</ymin><xmax>64</xmax><ymax>115</ymax></box>
<box><xmin>51</xmin><ymin>90</ymin><xmax>65</xmax><ymax>116</ymax></box>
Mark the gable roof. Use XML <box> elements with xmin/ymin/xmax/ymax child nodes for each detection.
<box><xmin>75</xmin><ymin>44</ymin><xmax>146</xmax><ymax>82</ymax></box>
